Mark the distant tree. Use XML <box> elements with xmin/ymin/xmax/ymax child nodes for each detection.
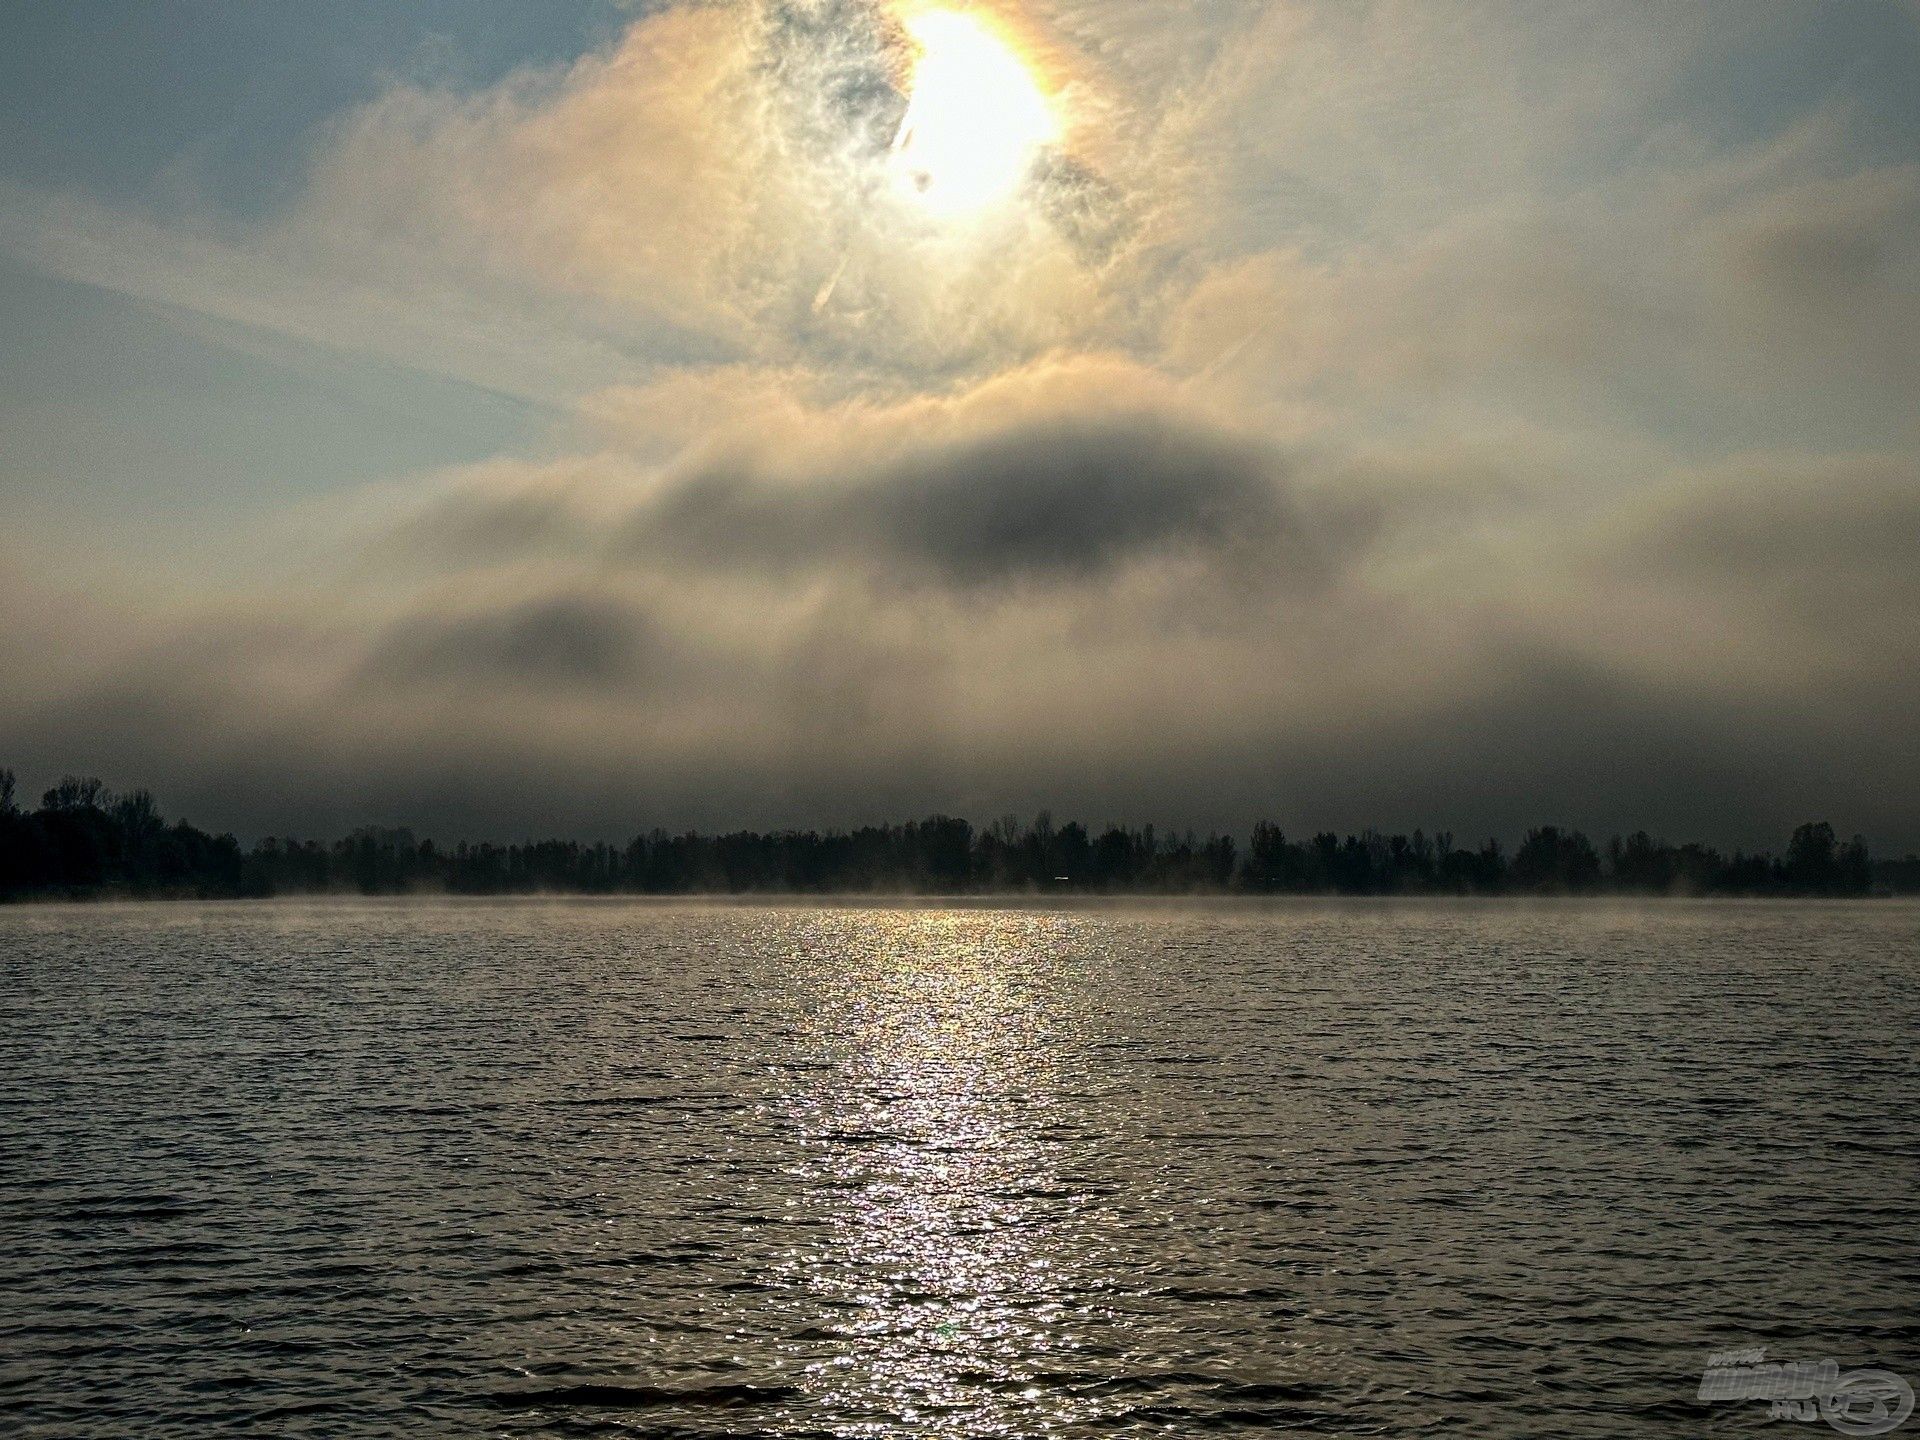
<box><xmin>1786</xmin><ymin>822</ymin><xmax>1839</xmax><ymax>893</ymax></box>
<box><xmin>1609</xmin><ymin>831</ymin><xmax>1675</xmax><ymax>893</ymax></box>
<box><xmin>915</xmin><ymin>816</ymin><xmax>973</xmax><ymax>889</ymax></box>
<box><xmin>1202</xmin><ymin>834</ymin><xmax>1237</xmax><ymax>889</ymax></box>
<box><xmin>111</xmin><ymin>789</ymin><xmax>162</xmax><ymax>842</ymax></box>
<box><xmin>1092</xmin><ymin>825</ymin><xmax>1143</xmax><ymax>888</ymax></box>
<box><xmin>42</xmin><ymin>775</ymin><xmax>107</xmax><ymax>812</ymax></box>
<box><xmin>1052</xmin><ymin>821</ymin><xmax>1091</xmax><ymax>883</ymax></box>
<box><xmin>0</xmin><ymin>768</ymin><xmax>1897</xmax><ymax>902</ymax></box>
<box><xmin>1512</xmin><ymin>827</ymin><xmax>1601</xmax><ymax>892</ymax></box>
<box><xmin>1244</xmin><ymin>821</ymin><xmax>1290</xmax><ymax>891</ymax></box>
<box><xmin>1836</xmin><ymin>834</ymin><xmax>1873</xmax><ymax>897</ymax></box>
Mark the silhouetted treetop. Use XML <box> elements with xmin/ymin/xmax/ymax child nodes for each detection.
<box><xmin>0</xmin><ymin>768</ymin><xmax>1902</xmax><ymax>900</ymax></box>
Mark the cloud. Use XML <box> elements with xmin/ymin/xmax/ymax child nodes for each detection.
<box><xmin>362</xmin><ymin>595</ymin><xmax>659</xmax><ymax>692</ymax></box>
<box><xmin>1165</xmin><ymin>151</ymin><xmax>1920</xmax><ymax>465</ymax></box>
<box><xmin>8</xmin><ymin>395</ymin><xmax>1917</xmax><ymax>847</ymax></box>
<box><xmin>1610</xmin><ymin>455</ymin><xmax>1920</xmax><ymax>657</ymax></box>
<box><xmin>0</xmin><ymin>0</ymin><xmax>1134</xmax><ymax>399</ymax></box>
<box><xmin>3</xmin><ymin>0</ymin><xmax>1917</xmax><ymax>848</ymax></box>
<box><xmin>7</xmin><ymin>0</ymin><xmax>1913</xmax><ymax>445</ymax></box>
<box><xmin>627</xmin><ymin>412</ymin><xmax>1342</xmax><ymax>587</ymax></box>
<box><xmin>276</xmin><ymin>0</ymin><xmax>1149</xmax><ymax>378</ymax></box>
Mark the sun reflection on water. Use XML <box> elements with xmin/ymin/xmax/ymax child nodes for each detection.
<box><xmin>776</xmin><ymin>910</ymin><xmax>1110</xmax><ymax>1435</ymax></box>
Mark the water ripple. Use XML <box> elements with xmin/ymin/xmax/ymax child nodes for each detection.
<box><xmin>1</xmin><ymin>898</ymin><xmax>1915</xmax><ymax>1437</ymax></box>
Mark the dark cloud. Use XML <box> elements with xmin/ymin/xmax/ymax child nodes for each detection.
<box><xmin>362</xmin><ymin>411</ymin><xmax>1345</xmax><ymax>591</ymax></box>
<box><xmin>618</xmin><ymin>413</ymin><xmax>1353</xmax><ymax>588</ymax></box>
<box><xmin>874</xmin><ymin>418</ymin><xmax>1312</xmax><ymax>582</ymax></box>
<box><xmin>361</xmin><ymin>595</ymin><xmax>655</xmax><ymax>692</ymax></box>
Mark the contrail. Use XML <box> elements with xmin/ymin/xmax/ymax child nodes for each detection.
<box><xmin>811</xmin><ymin>250</ymin><xmax>854</xmax><ymax>314</ymax></box>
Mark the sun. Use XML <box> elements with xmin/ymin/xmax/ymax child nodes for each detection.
<box><xmin>891</xmin><ymin>7</ymin><xmax>1059</xmax><ymax>221</ymax></box>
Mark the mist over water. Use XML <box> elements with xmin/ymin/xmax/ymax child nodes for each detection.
<box><xmin>2</xmin><ymin>899</ymin><xmax>1915</xmax><ymax>1436</ymax></box>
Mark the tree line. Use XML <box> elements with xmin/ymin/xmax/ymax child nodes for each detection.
<box><xmin>0</xmin><ymin>769</ymin><xmax>1908</xmax><ymax>901</ymax></box>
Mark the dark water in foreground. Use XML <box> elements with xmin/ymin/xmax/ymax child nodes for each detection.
<box><xmin>1</xmin><ymin>900</ymin><xmax>1915</xmax><ymax>1437</ymax></box>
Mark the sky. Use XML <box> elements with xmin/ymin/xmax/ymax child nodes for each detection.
<box><xmin>2</xmin><ymin>0</ymin><xmax>1917</xmax><ymax>848</ymax></box>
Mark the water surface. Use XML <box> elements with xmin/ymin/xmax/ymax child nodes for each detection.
<box><xmin>2</xmin><ymin>899</ymin><xmax>1915</xmax><ymax>1436</ymax></box>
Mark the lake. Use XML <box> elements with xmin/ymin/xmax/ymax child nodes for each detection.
<box><xmin>2</xmin><ymin>899</ymin><xmax>1915</xmax><ymax>1436</ymax></box>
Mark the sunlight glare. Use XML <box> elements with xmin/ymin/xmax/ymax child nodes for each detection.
<box><xmin>893</xmin><ymin>8</ymin><xmax>1059</xmax><ymax>221</ymax></box>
